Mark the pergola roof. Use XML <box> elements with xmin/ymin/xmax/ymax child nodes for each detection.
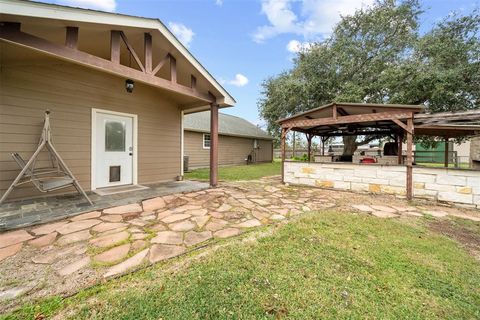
<box><xmin>278</xmin><ymin>102</ymin><xmax>480</xmax><ymax>138</ymax></box>
<box><xmin>278</xmin><ymin>102</ymin><xmax>424</xmax><ymax>123</ymax></box>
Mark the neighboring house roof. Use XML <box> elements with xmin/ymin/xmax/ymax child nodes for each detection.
<box><xmin>184</xmin><ymin>111</ymin><xmax>273</xmax><ymax>140</ymax></box>
<box><xmin>0</xmin><ymin>0</ymin><xmax>235</xmax><ymax>107</ymax></box>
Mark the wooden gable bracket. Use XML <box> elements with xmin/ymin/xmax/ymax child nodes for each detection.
<box><xmin>151</xmin><ymin>52</ymin><xmax>179</xmax><ymax>85</ymax></box>
<box><xmin>392</xmin><ymin>118</ymin><xmax>413</xmax><ymax>134</ymax></box>
<box><xmin>119</xmin><ymin>31</ymin><xmax>145</xmax><ymax>72</ymax></box>
<box><xmin>0</xmin><ymin>24</ymin><xmax>215</xmax><ymax>103</ymax></box>
<box><xmin>152</xmin><ymin>53</ymin><xmax>170</xmax><ymax>75</ymax></box>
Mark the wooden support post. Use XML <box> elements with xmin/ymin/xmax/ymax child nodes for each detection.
<box><xmin>406</xmin><ymin>117</ymin><xmax>414</xmax><ymax>200</ymax></box>
<box><xmin>281</xmin><ymin>128</ymin><xmax>286</xmax><ymax>183</ymax></box>
<box><xmin>332</xmin><ymin>104</ymin><xmax>338</xmax><ymax>120</ymax></box>
<box><xmin>210</xmin><ymin>103</ymin><xmax>219</xmax><ymax>187</ymax></box>
<box><xmin>306</xmin><ymin>133</ymin><xmax>312</xmax><ymax>162</ymax></box>
<box><xmin>170</xmin><ymin>55</ymin><xmax>177</xmax><ymax>83</ymax></box>
<box><xmin>110</xmin><ymin>30</ymin><xmax>121</xmax><ymax>63</ymax></box>
<box><xmin>444</xmin><ymin>137</ymin><xmax>449</xmax><ymax>168</ymax></box>
<box><xmin>144</xmin><ymin>33</ymin><xmax>152</xmax><ymax>74</ymax></box>
<box><xmin>65</xmin><ymin>26</ymin><xmax>78</xmax><ymax>49</ymax></box>
<box><xmin>397</xmin><ymin>132</ymin><xmax>403</xmax><ymax>164</ymax></box>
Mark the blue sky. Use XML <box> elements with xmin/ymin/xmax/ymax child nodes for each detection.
<box><xmin>45</xmin><ymin>0</ymin><xmax>478</xmax><ymax>127</ymax></box>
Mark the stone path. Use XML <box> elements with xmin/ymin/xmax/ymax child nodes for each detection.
<box><xmin>0</xmin><ymin>176</ymin><xmax>479</xmax><ymax>312</ymax></box>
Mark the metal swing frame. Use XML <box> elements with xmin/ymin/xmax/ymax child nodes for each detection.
<box><xmin>0</xmin><ymin>110</ymin><xmax>93</xmax><ymax>205</ymax></box>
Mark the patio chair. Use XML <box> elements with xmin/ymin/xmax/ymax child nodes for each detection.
<box><xmin>0</xmin><ymin>110</ymin><xmax>93</xmax><ymax>205</ymax></box>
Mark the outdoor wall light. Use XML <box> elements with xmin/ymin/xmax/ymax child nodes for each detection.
<box><xmin>125</xmin><ymin>79</ymin><xmax>135</xmax><ymax>93</ymax></box>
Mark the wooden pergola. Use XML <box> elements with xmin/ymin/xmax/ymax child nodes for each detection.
<box><xmin>278</xmin><ymin>102</ymin><xmax>480</xmax><ymax>200</ymax></box>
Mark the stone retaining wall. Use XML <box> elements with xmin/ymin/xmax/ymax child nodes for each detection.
<box><xmin>284</xmin><ymin>161</ymin><xmax>480</xmax><ymax>208</ymax></box>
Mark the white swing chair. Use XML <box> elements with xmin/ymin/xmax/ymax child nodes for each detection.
<box><xmin>0</xmin><ymin>110</ymin><xmax>93</xmax><ymax>205</ymax></box>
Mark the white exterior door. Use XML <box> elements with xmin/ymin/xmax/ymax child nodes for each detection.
<box><xmin>94</xmin><ymin>112</ymin><xmax>134</xmax><ymax>188</ymax></box>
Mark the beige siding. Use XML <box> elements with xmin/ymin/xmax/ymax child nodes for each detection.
<box><xmin>184</xmin><ymin>131</ymin><xmax>272</xmax><ymax>169</ymax></box>
<box><xmin>1</xmin><ymin>56</ymin><xmax>181</xmax><ymax>200</ymax></box>
<box><xmin>256</xmin><ymin>139</ymin><xmax>273</xmax><ymax>162</ymax></box>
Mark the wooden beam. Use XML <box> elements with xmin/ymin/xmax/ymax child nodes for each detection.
<box><xmin>152</xmin><ymin>53</ymin><xmax>170</xmax><ymax>76</ymax></box>
<box><xmin>392</xmin><ymin>118</ymin><xmax>412</xmax><ymax>134</ymax></box>
<box><xmin>406</xmin><ymin>117</ymin><xmax>414</xmax><ymax>200</ymax></box>
<box><xmin>210</xmin><ymin>103</ymin><xmax>219</xmax><ymax>187</ymax></box>
<box><xmin>110</xmin><ymin>30</ymin><xmax>121</xmax><ymax>63</ymax></box>
<box><xmin>65</xmin><ymin>26</ymin><xmax>78</xmax><ymax>49</ymax></box>
<box><xmin>282</xmin><ymin>111</ymin><xmax>414</xmax><ymax>129</ymax></box>
<box><xmin>144</xmin><ymin>32</ymin><xmax>152</xmax><ymax>74</ymax></box>
<box><xmin>119</xmin><ymin>31</ymin><xmax>145</xmax><ymax>72</ymax></box>
<box><xmin>337</xmin><ymin>107</ymin><xmax>349</xmax><ymax>116</ymax></box>
<box><xmin>310</xmin><ymin>129</ymin><xmax>394</xmax><ymax>137</ymax></box>
<box><xmin>0</xmin><ymin>27</ymin><xmax>214</xmax><ymax>103</ymax></box>
<box><xmin>332</xmin><ymin>104</ymin><xmax>338</xmax><ymax>120</ymax></box>
<box><xmin>170</xmin><ymin>54</ymin><xmax>177</xmax><ymax>83</ymax></box>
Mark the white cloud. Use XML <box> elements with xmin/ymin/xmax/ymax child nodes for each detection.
<box><xmin>286</xmin><ymin>39</ymin><xmax>313</xmax><ymax>53</ymax></box>
<box><xmin>215</xmin><ymin>0</ymin><xmax>223</xmax><ymax>6</ymax></box>
<box><xmin>55</xmin><ymin>0</ymin><xmax>116</xmax><ymax>11</ymax></box>
<box><xmin>254</xmin><ymin>0</ymin><xmax>374</xmax><ymax>43</ymax></box>
<box><xmin>168</xmin><ymin>22</ymin><xmax>195</xmax><ymax>48</ymax></box>
<box><xmin>228</xmin><ymin>74</ymin><xmax>249</xmax><ymax>87</ymax></box>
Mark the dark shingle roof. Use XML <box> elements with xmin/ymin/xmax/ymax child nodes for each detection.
<box><xmin>184</xmin><ymin>111</ymin><xmax>273</xmax><ymax>140</ymax></box>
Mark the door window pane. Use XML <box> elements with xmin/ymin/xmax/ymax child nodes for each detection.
<box><xmin>105</xmin><ymin>120</ymin><xmax>126</xmax><ymax>151</ymax></box>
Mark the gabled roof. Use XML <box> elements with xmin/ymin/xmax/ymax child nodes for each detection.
<box><xmin>184</xmin><ymin>111</ymin><xmax>273</xmax><ymax>140</ymax></box>
<box><xmin>0</xmin><ymin>0</ymin><xmax>235</xmax><ymax>106</ymax></box>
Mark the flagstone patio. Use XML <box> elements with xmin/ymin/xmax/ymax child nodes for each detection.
<box><xmin>0</xmin><ymin>176</ymin><xmax>479</xmax><ymax>312</ymax></box>
<box><xmin>0</xmin><ymin>180</ymin><xmax>209</xmax><ymax>231</ymax></box>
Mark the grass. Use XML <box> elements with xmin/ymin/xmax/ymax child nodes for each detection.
<box><xmin>4</xmin><ymin>212</ymin><xmax>480</xmax><ymax>320</ymax></box>
<box><xmin>185</xmin><ymin>161</ymin><xmax>281</xmax><ymax>181</ymax></box>
<box><xmin>416</xmin><ymin>162</ymin><xmax>470</xmax><ymax>169</ymax></box>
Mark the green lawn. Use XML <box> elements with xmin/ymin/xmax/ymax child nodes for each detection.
<box><xmin>5</xmin><ymin>212</ymin><xmax>480</xmax><ymax>319</ymax></box>
<box><xmin>416</xmin><ymin>163</ymin><xmax>470</xmax><ymax>169</ymax></box>
<box><xmin>185</xmin><ymin>161</ymin><xmax>281</xmax><ymax>181</ymax></box>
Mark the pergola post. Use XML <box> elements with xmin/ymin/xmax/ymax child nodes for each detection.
<box><xmin>406</xmin><ymin>117</ymin><xmax>414</xmax><ymax>200</ymax></box>
<box><xmin>306</xmin><ymin>133</ymin><xmax>313</xmax><ymax>162</ymax></box>
<box><xmin>281</xmin><ymin>128</ymin><xmax>286</xmax><ymax>183</ymax></box>
<box><xmin>397</xmin><ymin>132</ymin><xmax>403</xmax><ymax>164</ymax></box>
<box><xmin>444</xmin><ymin>137</ymin><xmax>449</xmax><ymax>168</ymax></box>
<box><xmin>209</xmin><ymin>103</ymin><xmax>219</xmax><ymax>187</ymax></box>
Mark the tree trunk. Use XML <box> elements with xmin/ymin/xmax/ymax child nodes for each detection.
<box><xmin>342</xmin><ymin>136</ymin><xmax>358</xmax><ymax>156</ymax></box>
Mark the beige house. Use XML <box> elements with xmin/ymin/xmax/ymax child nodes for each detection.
<box><xmin>0</xmin><ymin>0</ymin><xmax>234</xmax><ymax>201</ymax></box>
<box><xmin>184</xmin><ymin>111</ymin><xmax>273</xmax><ymax>169</ymax></box>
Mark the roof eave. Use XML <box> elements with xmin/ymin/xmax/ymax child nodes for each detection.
<box><xmin>184</xmin><ymin>128</ymin><xmax>274</xmax><ymax>140</ymax></box>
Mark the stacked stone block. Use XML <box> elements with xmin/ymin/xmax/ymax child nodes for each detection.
<box><xmin>284</xmin><ymin>161</ymin><xmax>480</xmax><ymax>208</ymax></box>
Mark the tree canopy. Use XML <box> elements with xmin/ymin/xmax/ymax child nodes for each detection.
<box><xmin>258</xmin><ymin>0</ymin><xmax>480</xmax><ymax>151</ymax></box>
